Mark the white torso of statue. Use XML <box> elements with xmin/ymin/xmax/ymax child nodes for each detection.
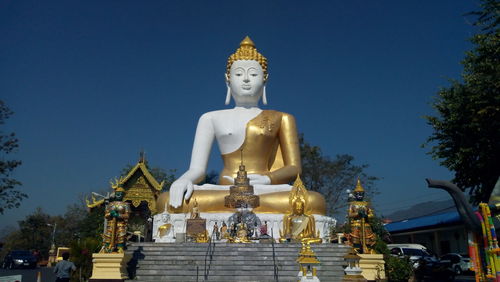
<box><xmin>210</xmin><ymin>107</ymin><xmax>262</xmax><ymax>155</ymax></box>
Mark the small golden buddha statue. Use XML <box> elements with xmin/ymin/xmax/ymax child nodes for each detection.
<box><xmin>190</xmin><ymin>198</ymin><xmax>200</xmax><ymax>219</ymax></box>
<box><xmin>220</xmin><ymin>222</ymin><xmax>229</xmax><ymax>239</ymax></box>
<box><xmin>280</xmin><ymin>176</ymin><xmax>322</xmax><ymax>244</ymax></box>
<box><xmin>346</xmin><ymin>179</ymin><xmax>377</xmax><ymax>254</ymax></box>
<box><xmin>195</xmin><ymin>230</ymin><xmax>209</xmax><ymax>243</ymax></box>
<box><xmin>229</xmin><ymin>221</ymin><xmax>251</xmax><ymax>243</ymax></box>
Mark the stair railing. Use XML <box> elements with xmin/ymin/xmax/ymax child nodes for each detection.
<box><xmin>203</xmin><ymin>231</ymin><xmax>216</xmax><ymax>281</ymax></box>
<box><xmin>271</xmin><ymin>228</ymin><xmax>279</xmax><ymax>281</ymax></box>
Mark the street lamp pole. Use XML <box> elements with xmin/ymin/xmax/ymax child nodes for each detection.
<box><xmin>47</xmin><ymin>223</ymin><xmax>57</xmax><ymax>248</ymax></box>
<box><xmin>47</xmin><ymin>223</ymin><xmax>57</xmax><ymax>266</ymax></box>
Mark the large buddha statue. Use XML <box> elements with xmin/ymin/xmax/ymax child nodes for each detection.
<box><xmin>156</xmin><ymin>36</ymin><xmax>325</xmax><ymax>215</ymax></box>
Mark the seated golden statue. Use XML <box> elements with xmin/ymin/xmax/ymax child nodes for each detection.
<box><xmin>229</xmin><ymin>222</ymin><xmax>251</xmax><ymax>243</ymax></box>
<box><xmin>220</xmin><ymin>222</ymin><xmax>229</xmax><ymax>239</ymax></box>
<box><xmin>346</xmin><ymin>179</ymin><xmax>377</xmax><ymax>254</ymax></box>
<box><xmin>190</xmin><ymin>198</ymin><xmax>200</xmax><ymax>219</ymax></box>
<box><xmin>195</xmin><ymin>230</ymin><xmax>209</xmax><ymax>243</ymax></box>
<box><xmin>280</xmin><ymin>177</ymin><xmax>322</xmax><ymax>244</ymax></box>
<box><xmin>156</xmin><ymin>37</ymin><xmax>325</xmax><ymax>215</ymax></box>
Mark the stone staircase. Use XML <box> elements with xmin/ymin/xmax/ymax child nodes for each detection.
<box><xmin>126</xmin><ymin>242</ymin><xmax>350</xmax><ymax>281</ymax></box>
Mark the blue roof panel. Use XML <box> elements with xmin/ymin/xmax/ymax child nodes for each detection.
<box><xmin>385</xmin><ymin>210</ymin><xmax>462</xmax><ymax>233</ymax></box>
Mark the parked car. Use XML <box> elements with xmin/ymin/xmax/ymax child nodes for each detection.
<box><xmin>388</xmin><ymin>244</ymin><xmax>437</xmax><ymax>268</ymax></box>
<box><xmin>1</xmin><ymin>250</ymin><xmax>37</xmax><ymax>269</ymax></box>
<box><xmin>388</xmin><ymin>244</ymin><xmax>455</xmax><ymax>280</ymax></box>
<box><xmin>440</xmin><ymin>253</ymin><xmax>472</xmax><ymax>275</ymax></box>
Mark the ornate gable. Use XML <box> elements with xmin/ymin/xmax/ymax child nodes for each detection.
<box><xmin>114</xmin><ymin>156</ymin><xmax>164</xmax><ymax>214</ymax></box>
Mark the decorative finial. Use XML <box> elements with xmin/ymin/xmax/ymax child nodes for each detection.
<box><xmin>227</xmin><ymin>36</ymin><xmax>268</xmax><ymax>78</ymax></box>
<box><xmin>139</xmin><ymin>150</ymin><xmax>146</xmax><ymax>163</ymax></box>
<box><xmin>290</xmin><ymin>174</ymin><xmax>308</xmax><ymax>207</ymax></box>
<box><xmin>110</xmin><ymin>176</ymin><xmax>126</xmax><ymax>189</ymax></box>
<box><xmin>240</xmin><ymin>36</ymin><xmax>255</xmax><ymax>47</ymax></box>
<box><xmin>293</xmin><ymin>174</ymin><xmax>306</xmax><ymax>190</ymax></box>
<box><xmin>353</xmin><ymin>178</ymin><xmax>365</xmax><ymax>193</ymax></box>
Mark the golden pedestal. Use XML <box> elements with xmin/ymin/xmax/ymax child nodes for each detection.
<box><xmin>358</xmin><ymin>254</ymin><xmax>385</xmax><ymax>281</ymax></box>
<box><xmin>90</xmin><ymin>253</ymin><xmax>131</xmax><ymax>281</ymax></box>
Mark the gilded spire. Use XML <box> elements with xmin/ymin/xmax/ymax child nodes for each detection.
<box><xmin>226</xmin><ymin>36</ymin><xmax>268</xmax><ymax>77</ymax></box>
<box><xmin>240</xmin><ymin>36</ymin><xmax>255</xmax><ymax>47</ymax></box>
<box><xmin>297</xmin><ymin>242</ymin><xmax>320</xmax><ymax>264</ymax></box>
<box><xmin>224</xmin><ymin>152</ymin><xmax>260</xmax><ymax>209</ymax></box>
<box><xmin>354</xmin><ymin>178</ymin><xmax>365</xmax><ymax>193</ymax></box>
<box><xmin>290</xmin><ymin>174</ymin><xmax>308</xmax><ymax>207</ymax></box>
<box><xmin>139</xmin><ymin>150</ymin><xmax>146</xmax><ymax>163</ymax></box>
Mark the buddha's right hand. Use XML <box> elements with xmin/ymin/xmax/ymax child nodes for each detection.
<box><xmin>169</xmin><ymin>179</ymin><xmax>194</xmax><ymax>208</ymax></box>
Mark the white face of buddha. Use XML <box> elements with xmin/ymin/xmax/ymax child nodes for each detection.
<box><xmin>228</xmin><ymin>60</ymin><xmax>265</xmax><ymax>107</ymax></box>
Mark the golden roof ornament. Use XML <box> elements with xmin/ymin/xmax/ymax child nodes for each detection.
<box><xmin>353</xmin><ymin>178</ymin><xmax>365</xmax><ymax>193</ymax></box>
<box><xmin>226</xmin><ymin>36</ymin><xmax>268</xmax><ymax>78</ymax></box>
<box><xmin>290</xmin><ymin>174</ymin><xmax>308</xmax><ymax>207</ymax></box>
<box><xmin>110</xmin><ymin>176</ymin><xmax>126</xmax><ymax>190</ymax></box>
<box><xmin>297</xmin><ymin>242</ymin><xmax>320</xmax><ymax>264</ymax></box>
<box><xmin>139</xmin><ymin>150</ymin><xmax>146</xmax><ymax>163</ymax></box>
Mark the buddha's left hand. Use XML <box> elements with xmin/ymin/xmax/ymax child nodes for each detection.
<box><xmin>223</xmin><ymin>174</ymin><xmax>271</xmax><ymax>185</ymax></box>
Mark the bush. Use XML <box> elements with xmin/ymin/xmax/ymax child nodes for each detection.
<box><xmin>69</xmin><ymin>237</ymin><xmax>101</xmax><ymax>282</ymax></box>
<box><xmin>385</xmin><ymin>255</ymin><xmax>413</xmax><ymax>281</ymax></box>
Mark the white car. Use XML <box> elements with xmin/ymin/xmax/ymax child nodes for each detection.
<box><xmin>440</xmin><ymin>253</ymin><xmax>472</xmax><ymax>275</ymax></box>
<box><xmin>388</xmin><ymin>244</ymin><xmax>438</xmax><ymax>269</ymax></box>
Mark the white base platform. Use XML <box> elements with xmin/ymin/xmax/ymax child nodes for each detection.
<box><xmin>153</xmin><ymin>184</ymin><xmax>336</xmax><ymax>243</ymax></box>
<box><xmin>153</xmin><ymin>211</ymin><xmax>336</xmax><ymax>243</ymax></box>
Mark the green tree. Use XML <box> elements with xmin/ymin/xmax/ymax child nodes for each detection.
<box><xmin>0</xmin><ymin>205</ymin><xmax>92</xmax><ymax>260</ymax></box>
<box><xmin>199</xmin><ymin>170</ymin><xmax>219</xmax><ymax>185</ymax></box>
<box><xmin>424</xmin><ymin>0</ymin><xmax>500</xmax><ymax>203</ymax></box>
<box><xmin>0</xmin><ymin>208</ymin><xmax>54</xmax><ymax>259</ymax></box>
<box><xmin>299</xmin><ymin>134</ymin><xmax>379</xmax><ymax>216</ymax></box>
<box><xmin>0</xmin><ymin>100</ymin><xmax>25</xmax><ymax>214</ymax></box>
<box><xmin>56</xmin><ymin>204</ymin><xmax>88</xmax><ymax>247</ymax></box>
<box><xmin>79</xmin><ymin>205</ymin><xmax>105</xmax><ymax>241</ymax></box>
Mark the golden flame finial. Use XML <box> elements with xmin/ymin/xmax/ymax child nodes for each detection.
<box><xmin>227</xmin><ymin>36</ymin><xmax>268</xmax><ymax>78</ymax></box>
<box><xmin>354</xmin><ymin>178</ymin><xmax>365</xmax><ymax>193</ymax></box>
<box><xmin>290</xmin><ymin>174</ymin><xmax>308</xmax><ymax>207</ymax></box>
<box><xmin>293</xmin><ymin>174</ymin><xmax>306</xmax><ymax>190</ymax></box>
<box><xmin>240</xmin><ymin>36</ymin><xmax>255</xmax><ymax>47</ymax></box>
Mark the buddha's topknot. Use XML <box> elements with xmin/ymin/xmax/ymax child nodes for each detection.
<box><xmin>226</xmin><ymin>36</ymin><xmax>268</xmax><ymax>79</ymax></box>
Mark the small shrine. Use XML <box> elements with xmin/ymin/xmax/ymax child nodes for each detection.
<box><xmin>87</xmin><ymin>152</ymin><xmax>164</xmax><ymax>242</ymax></box>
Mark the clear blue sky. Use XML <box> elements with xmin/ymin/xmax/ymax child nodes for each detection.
<box><xmin>1</xmin><ymin>0</ymin><xmax>479</xmax><ymax>227</ymax></box>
